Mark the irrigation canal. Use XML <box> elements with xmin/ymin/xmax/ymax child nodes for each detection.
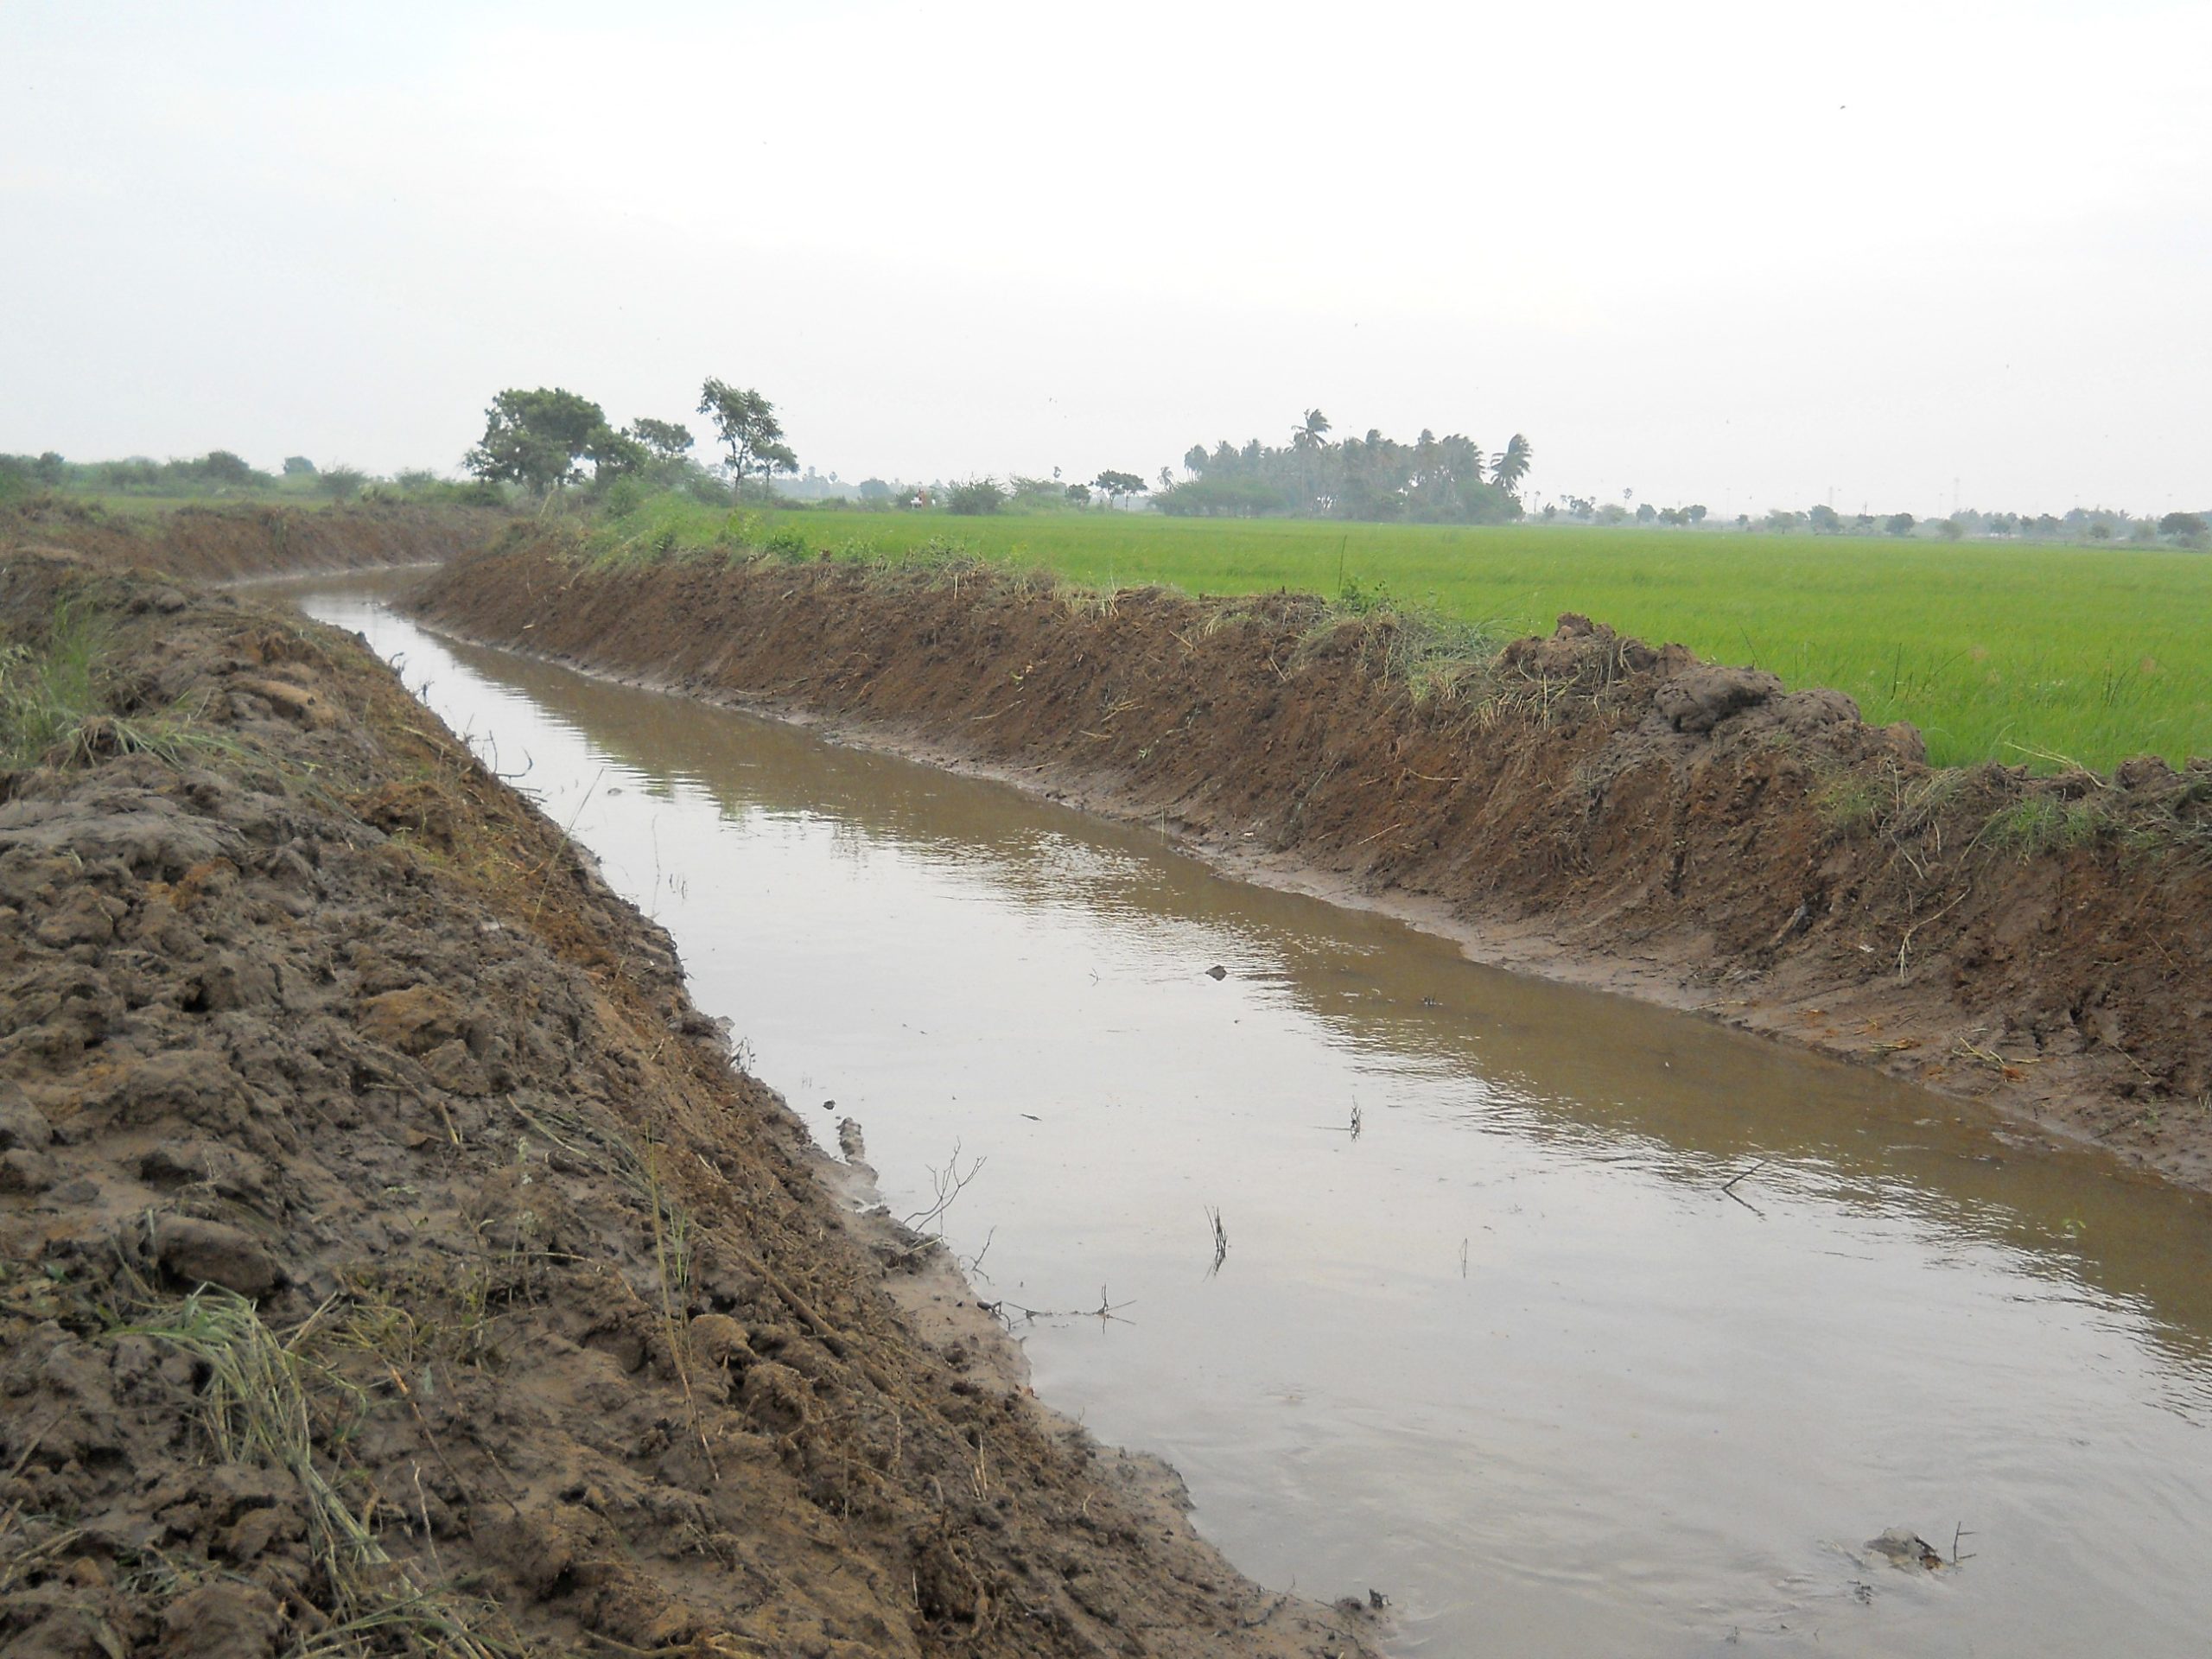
<box><xmin>283</xmin><ymin>570</ymin><xmax>2212</xmax><ymax>1657</ymax></box>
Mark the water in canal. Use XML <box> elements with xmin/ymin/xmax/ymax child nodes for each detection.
<box><xmin>289</xmin><ymin>573</ymin><xmax>2212</xmax><ymax>1656</ymax></box>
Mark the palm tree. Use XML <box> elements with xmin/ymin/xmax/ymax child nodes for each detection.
<box><xmin>1491</xmin><ymin>433</ymin><xmax>1533</xmax><ymax>495</ymax></box>
<box><xmin>1287</xmin><ymin>409</ymin><xmax>1332</xmax><ymax>515</ymax></box>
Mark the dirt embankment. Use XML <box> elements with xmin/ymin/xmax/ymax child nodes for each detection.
<box><xmin>0</xmin><ymin>497</ymin><xmax>507</xmax><ymax>584</ymax></box>
<box><xmin>412</xmin><ymin>537</ymin><xmax>2212</xmax><ymax>1190</ymax></box>
<box><xmin>0</xmin><ymin>555</ymin><xmax>1378</xmax><ymax>1658</ymax></box>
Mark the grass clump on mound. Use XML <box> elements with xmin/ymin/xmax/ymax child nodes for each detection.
<box><xmin>111</xmin><ymin>1287</ymin><xmax>514</xmax><ymax>1659</ymax></box>
<box><xmin>0</xmin><ymin>598</ymin><xmax>238</xmax><ymax>772</ymax></box>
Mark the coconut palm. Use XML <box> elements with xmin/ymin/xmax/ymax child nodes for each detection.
<box><xmin>1491</xmin><ymin>433</ymin><xmax>1533</xmax><ymax>494</ymax></box>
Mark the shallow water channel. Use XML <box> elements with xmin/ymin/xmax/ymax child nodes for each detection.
<box><xmin>289</xmin><ymin>573</ymin><xmax>2212</xmax><ymax>1656</ymax></box>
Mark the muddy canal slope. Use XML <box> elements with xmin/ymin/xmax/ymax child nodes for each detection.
<box><xmin>2</xmin><ymin>496</ymin><xmax>505</xmax><ymax>582</ymax></box>
<box><xmin>0</xmin><ymin>556</ymin><xmax>1375</xmax><ymax>1659</ymax></box>
<box><xmin>414</xmin><ymin>537</ymin><xmax>2212</xmax><ymax>1189</ymax></box>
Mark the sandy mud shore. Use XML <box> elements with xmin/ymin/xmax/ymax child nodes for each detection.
<box><xmin>0</xmin><ymin>542</ymin><xmax>1380</xmax><ymax>1656</ymax></box>
<box><xmin>408</xmin><ymin>534</ymin><xmax>2212</xmax><ymax>1192</ymax></box>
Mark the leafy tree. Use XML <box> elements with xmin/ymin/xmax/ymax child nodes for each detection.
<box><xmin>317</xmin><ymin>464</ymin><xmax>367</xmax><ymax>502</ymax></box>
<box><xmin>200</xmin><ymin>450</ymin><xmax>256</xmax><ymax>486</ymax></box>
<box><xmin>1092</xmin><ymin>469</ymin><xmax>1147</xmax><ymax>506</ymax></box>
<box><xmin>1636</xmin><ymin>502</ymin><xmax>1657</xmax><ymax>523</ymax></box>
<box><xmin>1885</xmin><ymin>512</ymin><xmax>1916</xmax><ymax>536</ymax></box>
<box><xmin>586</xmin><ymin>425</ymin><xmax>648</xmax><ymax>482</ymax></box>
<box><xmin>1687</xmin><ymin>504</ymin><xmax>1707</xmax><ymax>524</ymax></box>
<box><xmin>2158</xmin><ymin>511</ymin><xmax>2207</xmax><ymax>539</ymax></box>
<box><xmin>1066</xmin><ymin>483</ymin><xmax>1091</xmax><ymax>504</ymax></box>
<box><xmin>946</xmin><ymin>477</ymin><xmax>1006</xmax><ymax>515</ymax></box>
<box><xmin>856</xmin><ymin>478</ymin><xmax>894</xmax><ymax>502</ymax></box>
<box><xmin>627</xmin><ymin>417</ymin><xmax>694</xmax><ymax>462</ymax></box>
<box><xmin>283</xmin><ymin>456</ymin><xmax>317</xmax><ymax>477</ymax></box>
<box><xmin>1155</xmin><ymin>416</ymin><xmax>1516</xmax><ymax>524</ymax></box>
<box><xmin>465</xmin><ymin>388</ymin><xmax>618</xmax><ymax>495</ymax></box>
<box><xmin>697</xmin><ymin>378</ymin><xmax>798</xmax><ymax>486</ymax></box>
<box><xmin>1808</xmin><ymin>504</ymin><xmax>1841</xmax><ymax>533</ymax></box>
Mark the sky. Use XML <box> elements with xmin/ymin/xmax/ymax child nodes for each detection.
<box><xmin>3</xmin><ymin>0</ymin><xmax>2208</xmax><ymax>518</ymax></box>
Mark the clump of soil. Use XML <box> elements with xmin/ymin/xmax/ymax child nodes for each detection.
<box><xmin>0</xmin><ymin>497</ymin><xmax>505</xmax><ymax>584</ymax></box>
<box><xmin>410</xmin><ymin>537</ymin><xmax>2212</xmax><ymax>1191</ymax></box>
<box><xmin>0</xmin><ymin>553</ymin><xmax>1376</xmax><ymax>1658</ymax></box>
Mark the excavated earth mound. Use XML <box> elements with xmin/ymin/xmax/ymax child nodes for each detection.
<box><xmin>0</xmin><ymin>498</ymin><xmax>506</xmax><ymax>584</ymax></box>
<box><xmin>0</xmin><ymin>552</ymin><xmax>1376</xmax><ymax>1658</ymax></box>
<box><xmin>411</xmin><ymin>535</ymin><xmax>2212</xmax><ymax>1192</ymax></box>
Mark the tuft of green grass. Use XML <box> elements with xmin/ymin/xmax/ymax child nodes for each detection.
<box><xmin>1979</xmin><ymin>797</ymin><xmax>2104</xmax><ymax>859</ymax></box>
<box><xmin>1</xmin><ymin>601</ymin><xmax>242</xmax><ymax>771</ymax></box>
<box><xmin>111</xmin><ymin>1287</ymin><xmax>514</xmax><ymax>1658</ymax></box>
<box><xmin>0</xmin><ymin>601</ymin><xmax>104</xmax><ymax>766</ymax></box>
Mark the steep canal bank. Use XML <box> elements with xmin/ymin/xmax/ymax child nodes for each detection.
<box><xmin>410</xmin><ymin>535</ymin><xmax>2212</xmax><ymax>1192</ymax></box>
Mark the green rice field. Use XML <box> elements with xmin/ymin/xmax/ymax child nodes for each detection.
<box><xmin>608</xmin><ymin>497</ymin><xmax>2212</xmax><ymax>772</ymax></box>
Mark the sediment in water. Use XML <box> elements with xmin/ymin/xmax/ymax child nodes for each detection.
<box><xmin>0</xmin><ymin>547</ymin><xmax>1379</xmax><ymax>1656</ymax></box>
<box><xmin>408</xmin><ymin>533</ymin><xmax>2212</xmax><ymax>1191</ymax></box>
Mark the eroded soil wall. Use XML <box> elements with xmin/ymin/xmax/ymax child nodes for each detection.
<box><xmin>0</xmin><ymin>555</ymin><xmax>1373</xmax><ymax>1658</ymax></box>
<box><xmin>412</xmin><ymin>537</ymin><xmax>2212</xmax><ymax>1189</ymax></box>
<box><xmin>1</xmin><ymin>497</ymin><xmax>508</xmax><ymax>582</ymax></box>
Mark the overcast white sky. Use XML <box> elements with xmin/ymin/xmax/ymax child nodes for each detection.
<box><xmin>4</xmin><ymin>1</ymin><xmax>2207</xmax><ymax>516</ymax></box>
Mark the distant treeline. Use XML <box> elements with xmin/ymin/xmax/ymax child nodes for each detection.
<box><xmin>1155</xmin><ymin>412</ymin><xmax>1530</xmax><ymax>524</ymax></box>
<box><xmin>0</xmin><ymin>449</ymin><xmax>499</xmax><ymax>508</ymax></box>
<box><xmin>1550</xmin><ymin>494</ymin><xmax>2210</xmax><ymax>547</ymax></box>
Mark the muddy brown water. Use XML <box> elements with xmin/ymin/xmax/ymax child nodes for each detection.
<box><xmin>289</xmin><ymin>573</ymin><xmax>2212</xmax><ymax>1656</ymax></box>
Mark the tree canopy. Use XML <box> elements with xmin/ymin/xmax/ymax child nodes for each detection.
<box><xmin>1091</xmin><ymin>469</ymin><xmax>1147</xmax><ymax>505</ymax></box>
<box><xmin>698</xmin><ymin>379</ymin><xmax>798</xmax><ymax>485</ymax></box>
<box><xmin>1156</xmin><ymin>415</ymin><xmax>1522</xmax><ymax>524</ymax></box>
<box><xmin>627</xmin><ymin>418</ymin><xmax>694</xmax><ymax>462</ymax></box>
<box><xmin>464</xmin><ymin>388</ymin><xmax>630</xmax><ymax>495</ymax></box>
